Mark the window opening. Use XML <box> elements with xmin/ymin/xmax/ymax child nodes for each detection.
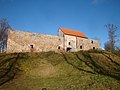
<box><xmin>69</xmin><ymin>42</ymin><xmax>70</xmax><ymax>45</ymax></box>
<box><xmin>58</xmin><ymin>46</ymin><xmax>60</xmax><ymax>49</ymax></box>
<box><xmin>91</xmin><ymin>40</ymin><xmax>93</xmax><ymax>44</ymax></box>
<box><xmin>80</xmin><ymin>46</ymin><xmax>82</xmax><ymax>49</ymax></box>
<box><xmin>30</xmin><ymin>45</ymin><xmax>33</xmax><ymax>48</ymax></box>
<box><xmin>93</xmin><ymin>47</ymin><xmax>95</xmax><ymax>49</ymax></box>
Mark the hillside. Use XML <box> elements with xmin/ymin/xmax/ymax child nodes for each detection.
<box><xmin>0</xmin><ymin>50</ymin><xmax>120</xmax><ymax>90</ymax></box>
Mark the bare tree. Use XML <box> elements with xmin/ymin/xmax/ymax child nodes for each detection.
<box><xmin>104</xmin><ymin>24</ymin><xmax>117</xmax><ymax>50</ymax></box>
<box><xmin>104</xmin><ymin>41</ymin><xmax>110</xmax><ymax>50</ymax></box>
<box><xmin>0</xmin><ymin>19</ymin><xmax>10</xmax><ymax>53</ymax></box>
<box><xmin>115</xmin><ymin>38</ymin><xmax>120</xmax><ymax>50</ymax></box>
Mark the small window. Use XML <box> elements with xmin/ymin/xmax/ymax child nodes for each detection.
<box><xmin>80</xmin><ymin>46</ymin><xmax>82</xmax><ymax>49</ymax></box>
<box><xmin>58</xmin><ymin>46</ymin><xmax>60</xmax><ymax>49</ymax></box>
<box><xmin>69</xmin><ymin>42</ymin><xmax>70</xmax><ymax>45</ymax></box>
<box><xmin>91</xmin><ymin>40</ymin><xmax>93</xmax><ymax>44</ymax></box>
<box><xmin>30</xmin><ymin>45</ymin><xmax>33</xmax><ymax>48</ymax></box>
<box><xmin>93</xmin><ymin>47</ymin><xmax>95</xmax><ymax>49</ymax></box>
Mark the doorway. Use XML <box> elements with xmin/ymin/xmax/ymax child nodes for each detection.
<box><xmin>66</xmin><ymin>47</ymin><xmax>72</xmax><ymax>52</ymax></box>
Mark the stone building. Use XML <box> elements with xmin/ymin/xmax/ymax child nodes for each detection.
<box><xmin>58</xmin><ymin>28</ymin><xmax>100</xmax><ymax>52</ymax></box>
<box><xmin>5</xmin><ymin>28</ymin><xmax>100</xmax><ymax>53</ymax></box>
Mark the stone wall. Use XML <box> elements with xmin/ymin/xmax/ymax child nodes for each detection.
<box><xmin>7</xmin><ymin>29</ymin><xmax>59</xmax><ymax>53</ymax></box>
<box><xmin>58</xmin><ymin>29</ymin><xmax>64</xmax><ymax>50</ymax></box>
<box><xmin>58</xmin><ymin>29</ymin><xmax>100</xmax><ymax>52</ymax></box>
<box><xmin>64</xmin><ymin>34</ymin><xmax>77</xmax><ymax>51</ymax></box>
<box><xmin>76</xmin><ymin>37</ymin><xmax>100</xmax><ymax>51</ymax></box>
<box><xmin>6</xmin><ymin>29</ymin><xmax>100</xmax><ymax>53</ymax></box>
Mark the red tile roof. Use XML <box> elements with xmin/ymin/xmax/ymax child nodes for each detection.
<box><xmin>60</xmin><ymin>28</ymin><xmax>88</xmax><ymax>39</ymax></box>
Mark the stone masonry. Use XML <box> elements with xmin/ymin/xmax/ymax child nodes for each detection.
<box><xmin>7</xmin><ymin>29</ymin><xmax>59</xmax><ymax>53</ymax></box>
<box><xmin>58</xmin><ymin>28</ymin><xmax>100</xmax><ymax>52</ymax></box>
<box><xmin>6</xmin><ymin>28</ymin><xmax>100</xmax><ymax>53</ymax></box>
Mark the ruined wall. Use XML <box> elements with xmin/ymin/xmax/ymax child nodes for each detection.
<box><xmin>7</xmin><ymin>29</ymin><xmax>59</xmax><ymax>53</ymax></box>
<box><xmin>76</xmin><ymin>37</ymin><xmax>100</xmax><ymax>51</ymax></box>
<box><xmin>76</xmin><ymin>37</ymin><xmax>87</xmax><ymax>50</ymax></box>
<box><xmin>58</xmin><ymin>29</ymin><xmax>64</xmax><ymax>50</ymax></box>
<box><xmin>6</xmin><ymin>29</ymin><xmax>100</xmax><ymax>53</ymax></box>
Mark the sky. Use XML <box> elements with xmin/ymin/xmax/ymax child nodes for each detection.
<box><xmin>0</xmin><ymin>0</ymin><xmax>120</xmax><ymax>48</ymax></box>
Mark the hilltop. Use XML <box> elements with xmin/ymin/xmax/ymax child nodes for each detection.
<box><xmin>0</xmin><ymin>50</ymin><xmax>120</xmax><ymax>90</ymax></box>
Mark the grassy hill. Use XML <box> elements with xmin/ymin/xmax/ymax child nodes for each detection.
<box><xmin>0</xmin><ymin>50</ymin><xmax>120</xmax><ymax>90</ymax></box>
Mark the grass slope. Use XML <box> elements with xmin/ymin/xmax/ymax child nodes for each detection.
<box><xmin>0</xmin><ymin>50</ymin><xmax>120</xmax><ymax>90</ymax></box>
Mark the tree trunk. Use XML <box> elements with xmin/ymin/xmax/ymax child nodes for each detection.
<box><xmin>1</xmin><ymin>40</ymin><xmax>4</xmax><ymax>53</ymax></box>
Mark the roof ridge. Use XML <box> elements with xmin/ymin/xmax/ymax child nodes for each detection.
<box><xmin>60</xmin><ymin>28</ymin><xmax>88</xmax><ymax>39</ymax></box>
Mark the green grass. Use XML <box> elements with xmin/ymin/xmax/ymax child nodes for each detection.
<box><xmin>0</xmin><ymin>50</ymin><xmax>120</xmax><ymax>90</ymax></box>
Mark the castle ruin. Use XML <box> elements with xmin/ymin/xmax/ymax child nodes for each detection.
<box><xmin>5</xmin><ymin>28</ymin><xmax>100</xmax><ymax>53</ymax></box>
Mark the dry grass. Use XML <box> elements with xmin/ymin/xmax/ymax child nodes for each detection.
<box><xmin>0</xmin><ymin>50</ymin><xmax>120</xmax><ymax>90</ymax></box>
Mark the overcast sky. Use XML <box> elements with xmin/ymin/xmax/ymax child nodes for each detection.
<box><xmin>0</xmin><ymin>0</ymin><xmax>120</xmax><ymax>48</ymax></box>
